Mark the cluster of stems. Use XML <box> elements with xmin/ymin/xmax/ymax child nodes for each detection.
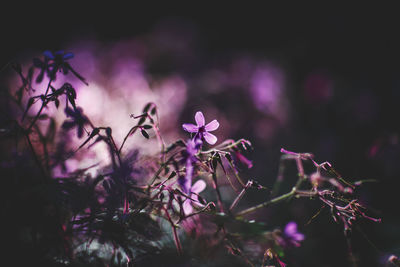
<box><xmin>6</xmin><ymin>52</ymin><xmax>381</xmax><ymax>266</ymax></box>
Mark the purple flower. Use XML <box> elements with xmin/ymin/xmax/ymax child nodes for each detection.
<box><xmin>280</xmin><ymin>221</ymin><xmax>305</xmax><ymax>248</ymax></box>
<box><xmin>182</xmin><ymin>111</ymin><xmax>219</xmax><ymax>145</ymax></box>
<box><xmin>179</xmin><ymin>139</ymin><xmax>202</xmax><ymax>194</ymax></box>
<box><xmin>182</xmin><ymin>179</ymin><xmax>206</xmax><ymax>215</ymax></box>
<box><xmin>34</xmin><ymin>50</ymin><xmax>74</xmax><ymax>81</ymax></box>
<box><xmin>44</xmin><ymin>50</ymin><xmax>74</xmax><ymax>61</ymax></box>
<box><xmin>49</xmin><ymin>51</ymin><xmax>74</xmax><ymax>75</ymax></box>
<box><xmin>33</xmin><ymin>50</ymin><xmax>88</xmax><ymax>85</ymax></box>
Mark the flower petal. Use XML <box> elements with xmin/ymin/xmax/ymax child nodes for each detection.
<box><xmin>191</xmin><ymin>180</ymin><xmax>206</xmax><ymax>194</ymax></box>
<box><xmin>195</xmin><ymin>111</ymin><xmax>205</xmax><ymax>127</ymax></box>
<box><xmin>205</xmin><ymin>119</ymin><xmax>219</xmax><ymax>132</ymax></box>
<box><xmin>182</xmin><ymin>123</ymin><xmax>198</xmax><ymax>133</ymax></box>
<box><xmin>54</xmin><ymin>50</ymin><xmax>65</xmax><ymax>56</ymax></box>
<box><xmin>63</xmin><ymin>52</ymin><xmax>74</xmax><ymax>60</ymax></box>
<box><xmin>183</xmin><ymin>199</ymin><xmax>193</xmax><ymax>215</ymax></box>
<box><xmin>203</xmin><ymin>132</ymin><xmax>217</xmax><ymax>145</ymax></box>
<box><xmin>292</xmin><ymin>232</ymin><xmax>305</xmax><ymax>242</ymax></box>
<box><xmin>284</xmin><ymin>222</ymin><xmax>298</xmax><ymax>236</ymax></box>
<box><xmin>43</xmin><ymin>50</ymin><xmax>54</xmax><ymax>59</ymax></box>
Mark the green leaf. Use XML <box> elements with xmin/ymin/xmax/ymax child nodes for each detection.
<box><xmin>138</xmin><ymin>116</ymin><xmax>146</xmax><ymax>125</ymax></box>
<box><xmin>141</xmin><ymin>129</ymin><xmax>149</xmax><ymax>139</ymax></box>
<box><xmin>54</xmin><ymin>98</ymin><xmax>60</xmax><ymax>108</ymax></box>
<box><xmin>168</xmin><ymin>171</ymin><xmax>176</xmax><ymax>179</ymax></box>
<box><xmin>225</xmin><ymin>152</ymin><xmax>233</xmax><ymax>162</ymax></box>
<box><xmin>78</xmin><ymin>128</ymin><xmax>100</xmax><ymax>149</ymax></box>
<box><xmin>143</xmin><ymin>103</ymin><xmax>152</xmax><ymax>113</ymax></box>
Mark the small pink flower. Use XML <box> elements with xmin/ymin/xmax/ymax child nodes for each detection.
<box><xmin>182</xmin><ymin>111</ymin><xmax>219</xmax><ymax>145</ymax></box>
<box><xmin>282</xmin><ymin>221</ymin><xmax>305</xmax><ymax>247</ymax></box>
<box><xmin>183</xmin><ymin>179</ymin><xmax>206</xmax><ymax>215</ymax></box>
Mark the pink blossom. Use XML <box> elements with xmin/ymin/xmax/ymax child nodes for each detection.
<box><xmin>281</xmin><ymin>221</ymin><xmax>305</xmax><ymax>248</ymax></box>
<box><xmin>182</xmin><ymin>111</ymin><xmax>219</xmax><ymax>145</ymax></box>
<box><xmin>183</xmin><ymin>179</ymin><xmax>206</xmax><ymax>215</ymax></box>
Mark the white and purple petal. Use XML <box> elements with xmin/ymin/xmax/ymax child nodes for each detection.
<box><xmin>43</xmin><ymin>50</ymin><xmax>54</xmax><ymax>59</ymax></box>
<box><xmin>191</xmin><ymin>180</ymin><xmax>206</xmax><ymax>194</ymax></box>
<box><xmin>292</xmin><ymin>232</ymin><xmax>305</xmax><ymax>242</ymax></box>
<box><xmin>183</xmin><ymin>199</ymin><xmax>193</xmax><ymax>215</ymax></box>
<box><xmin>284</xmin><ymin>222</ymin><xmax>298</xmax><ymax>236</ymax></box>
<box><xmin>195</xmin><ymin>111</ymin><xmax>205</xmax><ymax>127</ymax></box>
<box><xmin>63</xmin><ymin>52</ymin><xmax>74</xmax><ymax>60</ymax></box>
<box><xmin>182</xmin><ymin>123</ymin><xmax>198</xmax><ymax>133</ymax></box>
<box><xmin>203</xmin><ymin>132</ymin><xmax>217</xmax><ymax>145</ymax></box>
<box><xmin>205</xmin><ymin>119</ymin><xmax>219</xmax><ymax>132</ymax></box>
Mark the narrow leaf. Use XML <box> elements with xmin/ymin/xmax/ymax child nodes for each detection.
<box><xmin>77</xmin><ymin>128</ymin><xmax>100</xmax><ymax>150</ymax></box>
<box><xmin>141</xmin><ymin>129</ymin><xmax>149</xmax><ymax>139</ymax></box>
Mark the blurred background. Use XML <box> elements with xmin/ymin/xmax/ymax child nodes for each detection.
<box><xmin>2</xmin><ymin>4</ymin><xmax>400</xmax><ymax>266</ymax></box>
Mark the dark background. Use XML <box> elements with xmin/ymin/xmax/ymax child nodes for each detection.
<box><xmin>2</xmin><ymin>4</ymin><xmax>400</xmax><ymax>266</ymax></box>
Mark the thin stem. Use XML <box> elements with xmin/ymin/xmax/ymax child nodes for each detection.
<box><xmin>24</xmin><ymin>132</ymin><xmax>48</xmax><ymax>182</ymax></box>
<box><xmin>224</xmin><ymin>172</ymin><xmax>239</xmax><ymax>193</ymax></box>
<box><xmin>229</xmin><ymin>180</ymin><xmax>253</xmax><ymax>211</ymax></box>
<box><xmin>147</xmin><ymin>151</ymin><xmax>182</xmax><ymax>188</ymax></box>
<box><xmin>212</xmin><ymin>172</ymin><xmax>225</xmax><ymax>213</ymax></box>
<box><xmin>236</xmin><ymin>187</ymin><xmax>296</xmax><ymax>217</ymax></box>
<box><xmin>118</xmin><ymin>126</ymin><xmax>139</xmax><ymax>154</ymax></box>
<box><xmin>36</xmin><ymin>129</ymin><xmax>50</xmax><ymax>171</ymax></box>
<box><xmin>27</xmin><ymin>79</ymin><xmax>52</xmax><ymax>131</ymax></box>
<box><xmin>201</xmin><ymin>139</ymin><xmax>249</xmax><ymax>154</ymax></box>
<box><xmin>108</xmin><ymin>134</ymin><xmax>122</xmax><ymax>167</ymax></box>
<box><xmin>226</xmin><ymin>160</ymin><xmax>246</xmax><ymax>187</ymax></box>
<box><xmin>163</xmin><ymin>207</ymin><xmax>182</xmax><ymax>255</ymax></box>
<box><xmin>271</xmin><ymin>154</ymin><xmax>288</xmax><ymax>196</ymax></box>
<box><xmin>345</xmin><ymin>228</ymin><xmax>357</xmax><ymax>267</ymax></box>
<box><xmin>177</xmin><ymin>202</ymin><xmax>215</xmax><ymax>223</ymax></box>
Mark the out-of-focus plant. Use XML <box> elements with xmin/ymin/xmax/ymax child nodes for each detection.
<box><xmin>0</xmin><ymin>51</ymin><xmax>382</xmax><ymax>267</ymax></box>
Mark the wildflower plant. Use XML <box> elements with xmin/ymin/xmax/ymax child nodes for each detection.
<box><xmin>0</xmin><ymin>51</ymin><xmax>384</xmax><ymax>266</ymax></box>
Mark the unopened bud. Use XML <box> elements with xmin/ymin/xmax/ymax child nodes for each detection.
<box><xmin>344</xmin><ymin>187</ymin><xmax>353</xmax><ymax>194</ymax></box>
